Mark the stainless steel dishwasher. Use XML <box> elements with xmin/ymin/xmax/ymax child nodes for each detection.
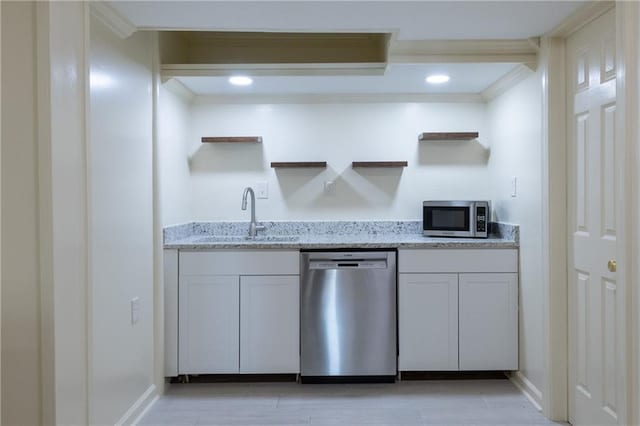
<box><xmin>300</xmin><ymin>250</ymin><xmax>397</xmax><ymax>382</ymax></box>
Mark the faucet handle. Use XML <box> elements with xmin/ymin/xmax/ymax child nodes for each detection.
<box><xmin>255</xmin><ymin>224</ymin><xmax>266</xmax><ymax>232</ymax></box>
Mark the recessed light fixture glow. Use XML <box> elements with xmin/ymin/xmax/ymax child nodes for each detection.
<box><xmin>425</xmin><ymin>74</ymin><xmax>450</xmax><ymax>84</ymax></box>
<box><xmin>229</xmin><ymin>76</ymin><xmax>253</xmax><ymax>86</ymax></box>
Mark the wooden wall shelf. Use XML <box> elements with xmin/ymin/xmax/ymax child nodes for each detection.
<box><xmin>202</xmin><ymin>136</ymin><xmax>262</xmax><ymax>143</ymax></box>
<box><xmin>270</xmin><ymin>162</ymin><xmax>327</xmax><ymax>168</ymax></box>
<box><xmin>352</xmin><ymin>161</ymin><xmax>408</xmax><ymax>168</ymax></box>
<box><xmin>418</xmin><ymin>132</ymin><xmax>479</xmax><ymax>141</ymax></box>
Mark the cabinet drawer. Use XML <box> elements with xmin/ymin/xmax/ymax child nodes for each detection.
<box><xmin>180</xmin><ymin>250</ymin><xmax>299</xmax><ymax>275</ymax></box>
<box><xmin>398</xmin><ymin>249</ymin><xmax>518</xmax><ymax>273</ymax></box>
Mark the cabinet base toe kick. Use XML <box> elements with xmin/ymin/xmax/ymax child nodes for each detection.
<box><xmin>399</xmin><ymin>371</ymin><xmax>516</xmax><ymax>381</ymax></box>
<box><xmin>167</xmin><ymin>374</ymin><xmax>299</xmax><ymax>384</ymax></box>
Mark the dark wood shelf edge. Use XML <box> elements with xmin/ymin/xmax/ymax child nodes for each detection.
<box><xmin>202</xmin><ymin>136</ymin><xmax>263</xmax><ymax>143</ymax></box>
<box><xmin>352</xmin><ymin>161</ymin><xmax>408</xmax><ymax>168</ymax></box>
<box><xmin>270</xmin><ymin>162</ymin><xmax>327</xmax><ymax>168</ymax></box>
<box><xmin>418</xmin><ymin>132</ymin><xmax>479</xmax><ymax>141</ymax></box>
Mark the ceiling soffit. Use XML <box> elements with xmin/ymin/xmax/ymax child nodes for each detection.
<box><xmin>159</xmin><ymin>30</ymin><xmax>538</xmax><ymax>80</ymax></box>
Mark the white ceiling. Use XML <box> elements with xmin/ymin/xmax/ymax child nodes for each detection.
<box><xmin>108</xmin><ymin>1</ymin><xmax>586</xmax><ymax>40</ymax></box>
<box><xmin>176</xmin><ymin>63</ymin><xmax>520</xmax><ymax>95</ymax></box>
<box><xmin>109</xmin><ymin>1</ymin><xmax>585</xmax><ymax>95</ymax></box>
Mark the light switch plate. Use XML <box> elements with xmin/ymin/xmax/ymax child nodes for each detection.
<box><xmin>256</xmin><ymin>181</ymin><xmax>268</xmax><ymax>199</ymax></box>
<box><xmin>511</xmin><ymin>176</ymin><xmax>518</xmax><ymax>198</ymax></box>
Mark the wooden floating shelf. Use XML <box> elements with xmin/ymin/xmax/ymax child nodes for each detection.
<box><xmin>418</xmin><ymin>132</ymin><xmax>479</xmax><ymax>141</ymax></box>
<box><xmin>201</xmin><ymin>136</ymin><xmax>263</xmax><ymax>143</ymax></box>
<box><xmin>352</xmin><ymin>161</ymin><xmax>408</xmax><ymax>168</ymax></box>
<box><xmin>270</xmin><ymin>162</ymin><xmax>327</xmax><ymax>168</ymax></box>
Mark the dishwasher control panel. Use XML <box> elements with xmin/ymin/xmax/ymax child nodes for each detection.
<box><xmin>309</xmin><ymin>260</ymin><xmax>388</xmax><ymax>269</ymax></box>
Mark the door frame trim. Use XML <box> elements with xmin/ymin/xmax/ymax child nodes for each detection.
<box><xmin>615</xmin><ymin>2</ymin><xmax>640</xmax><ymax>424</ymax></box>
<box><xmin>539</xmin><ymin>34</ymin><xmax>568</xmax><ymax>422</ymax></box>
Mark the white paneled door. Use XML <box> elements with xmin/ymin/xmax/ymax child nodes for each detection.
<box><xmin>567</xmin><ymin>8</ymin><xmax>621</xmax><ymax>425</ymax></box>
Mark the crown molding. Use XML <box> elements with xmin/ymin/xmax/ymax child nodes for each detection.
<box><xmin>90</xmin><ymin>1</ymin><xmax>137</xmax><ymax>39</ymax></box>
<box><xmin>481</xmin><ymin>64</ymin><xmax>534</xmax><ymax>102</ymax></box>
<box><xmin>190</xmin><ymin>92</ymin><xmax>484</xmax><ymax>105</ymax></box>
<box><xmin>388</xmin><ymin>39</ymin><xmax>538</xmax><ymax>69</ymax></box>
<box><xmin>546</xmin><ymin>0</ymin><xmax>614</xmax><ymax>38</ymax></box>
<box><xmin>162</xmin><ymin>78</ymin><xmax>196</xmax><ymax>103</ymax></box>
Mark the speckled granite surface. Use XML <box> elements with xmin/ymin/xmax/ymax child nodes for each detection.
<box><xmin>163</xmin><ymin>221</ymin><xmax>519</xmax><ymax>250</ymax></box>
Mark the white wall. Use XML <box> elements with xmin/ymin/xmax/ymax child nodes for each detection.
<box><xmin>159</xmin><ymin>80</ymin><xmax>193</xmax><ymax>226</ymax></box>
<box><xmin>89</xmin><ymin>16</ymin><xmax>155</xmax><ymax>425</ymax></box>
<box><xmin>487</xmin><ymin>71</ymin><xmax>545</xmax><ymax>402</ymax></box>
<box><xmin>186</xmin><ymin>99</ymin><xmax>490</xmax><ymax>221</ymax></box>
<box><xmin>1</xmin><ymin>3</ymin><xmax>42</xmax><ymax>424</ymax></box>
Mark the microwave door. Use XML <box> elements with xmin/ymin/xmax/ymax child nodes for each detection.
<box><xmin>423</xmin><ymin>205</ymin><xmax>473</xmax><ymax>237</ymax></box>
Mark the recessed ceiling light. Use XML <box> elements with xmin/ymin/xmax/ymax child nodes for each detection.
<box><xmin>229</xmin><ymin>76</ymin><xmax>253</xmax><ymax>86</ymax></box>
<box><xmin>425</xmin><ymin>74</ymin><xmax>450</xmax><ymax>84</ymax></box>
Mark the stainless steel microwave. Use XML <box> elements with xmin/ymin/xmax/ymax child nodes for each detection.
<box><xmin>423</xmin><ymin>201</ymin><xmax>490</xmax><ymax>238</ymax></box>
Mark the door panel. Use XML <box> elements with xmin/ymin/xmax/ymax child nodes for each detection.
<box><xmin>458</xmin><ymin>273</ymin><xmax>518</xmax><ymax>371</ymax></box>
<box><xmin>178</xmin><ymin>275</ymin><xmax>240</xmax><ymax>374</ymax></box>
<box><xmin>398</xmin><ymin>273</ymin><xmax>458</xmax><ymax>371</ymax></box>
<box><xmin>567</xmin><ymin>8</ymin><xmax>619</xmax><ymax>425</ymax></box>
<box><xmin>575</xmin><ymin>271</ymin><xmax>590</xmax><ymax>397</ymax></box>
<box><xmin>240</xmin><ymin>275</ymin><xmax>300</xmax><ymax>373</ymax></box>
<box><xmin>601</xmin><ymin>103</ymin><xmax>616</xmax><ymax>237</ymax></box>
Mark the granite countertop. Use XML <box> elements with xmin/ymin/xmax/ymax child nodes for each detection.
<box><xmin>163</xmin><ymin>221</ymin><xmax>519</xmax><ymax>250</ymax></box>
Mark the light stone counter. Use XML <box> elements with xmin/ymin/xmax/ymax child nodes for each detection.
<box><xmin>164</xmin><ymin>221</ymin><xmax>518</xmax><ymax>250</ymax></box>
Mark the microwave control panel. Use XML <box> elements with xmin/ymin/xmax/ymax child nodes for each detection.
<box><xmin>476</xmin><ymin>206</ymin><xmax>487</xmax><ymax>234</ymax></box>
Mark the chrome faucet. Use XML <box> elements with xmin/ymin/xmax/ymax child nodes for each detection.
<box><xmin>241</xmin><ymin>187</ymin><xmax>265</xmax><ymax>237</ymax></box>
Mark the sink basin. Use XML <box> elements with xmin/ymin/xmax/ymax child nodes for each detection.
<box><xmin>194</xmin><ymin>235</ymin><xmax>300</xmax><ymax>243</ymax></box>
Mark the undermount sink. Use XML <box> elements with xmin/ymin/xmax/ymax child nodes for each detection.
<box><xmin>194</xmin><ymin>235</ymin><xmax>300</xmax><ymax>243</ymax></box>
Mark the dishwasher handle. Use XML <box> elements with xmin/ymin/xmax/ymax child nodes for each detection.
<box><xmin>308</xmin><ymin>259</ymin><xmax>388</xmax><ymax>270</ymax></box>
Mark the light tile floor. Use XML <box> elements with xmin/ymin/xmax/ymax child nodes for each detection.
<box><xmin>138</xmin><ymin>379</ymin><xmax>567</xmax><ymax>425</ymax></box>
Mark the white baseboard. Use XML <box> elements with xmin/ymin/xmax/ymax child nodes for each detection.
<box><xmin>116</xmin><ymin>384</ymin><xmax>158</xmax><ymax>426</ymax></box>
<box><xmin>508</xmin><ymin>371</ymin><xmax>543</xmax><ymax>412</ymax></box>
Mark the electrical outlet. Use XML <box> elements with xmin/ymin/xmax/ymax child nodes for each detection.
<box><xmin>256</xmin><ymin>181</ymin><xmax>268</xmax><ymax>199</ymax></box>
<box><xmin>511</xmin><ymin>176</ymin><xmax>518</xmax><ymax>198</ymax></box>
<box><xmin>324</xmin><ymin>181</ymin><xmax>336</xmax><ymax>195</ymax></box>
<box><xmin>131</xmin><ymin>297</ymin><xmax>140</xmax><ymax>325</ymax></box>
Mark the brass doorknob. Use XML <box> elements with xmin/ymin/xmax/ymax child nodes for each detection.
<box><xmin>608</xmin><ymin>260</ymin><xmax>617</xmax><ymax>273</ymax></box>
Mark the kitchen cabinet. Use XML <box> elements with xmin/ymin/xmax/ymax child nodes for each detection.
<box><xmin>398</xmin><ymin>249</ymin><xmax>518</xmax><ymax>372</ymax></box>
<box><xmin>167</xmin><ymin>250</ymin><xmax>300</xmax><ymax>376</ymax></box>
<box><xmin>240</xmin><ymin>275</ymin><xmax>299</xmax><ymax>373</ymax></box>
<box><xmin>179</xmin><ymin>275</ymin><xmax>240</xmax><ymax>374</ymax></box>
<box><xmin>459</xmin><ymin>273</ymin><xmax>518</xmax><ymax>371</ymax></box>
<box><xmin>399</xmin><ymin>273</ymin><xmax>458</xmax><ymax>371</ymax></box>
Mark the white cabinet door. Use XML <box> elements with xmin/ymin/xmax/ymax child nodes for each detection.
<box><xmin>179</xmin><ymin>275</ymin><xmax>239</xmax><ymax>374</ymax></box>
<box><xmin>459</xmin><ymin>273</ymin><xmax>518</xmax><ymax>371</ymax></box>
<box><xmin>399</xmin><ymin>274</ymin><xmax>458</xmax><ymax>371</ymax></box>
<box><xmin>240</xmin><ymin>275</ymin><xmax>300</xmax><ymax>373</ymax></box>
